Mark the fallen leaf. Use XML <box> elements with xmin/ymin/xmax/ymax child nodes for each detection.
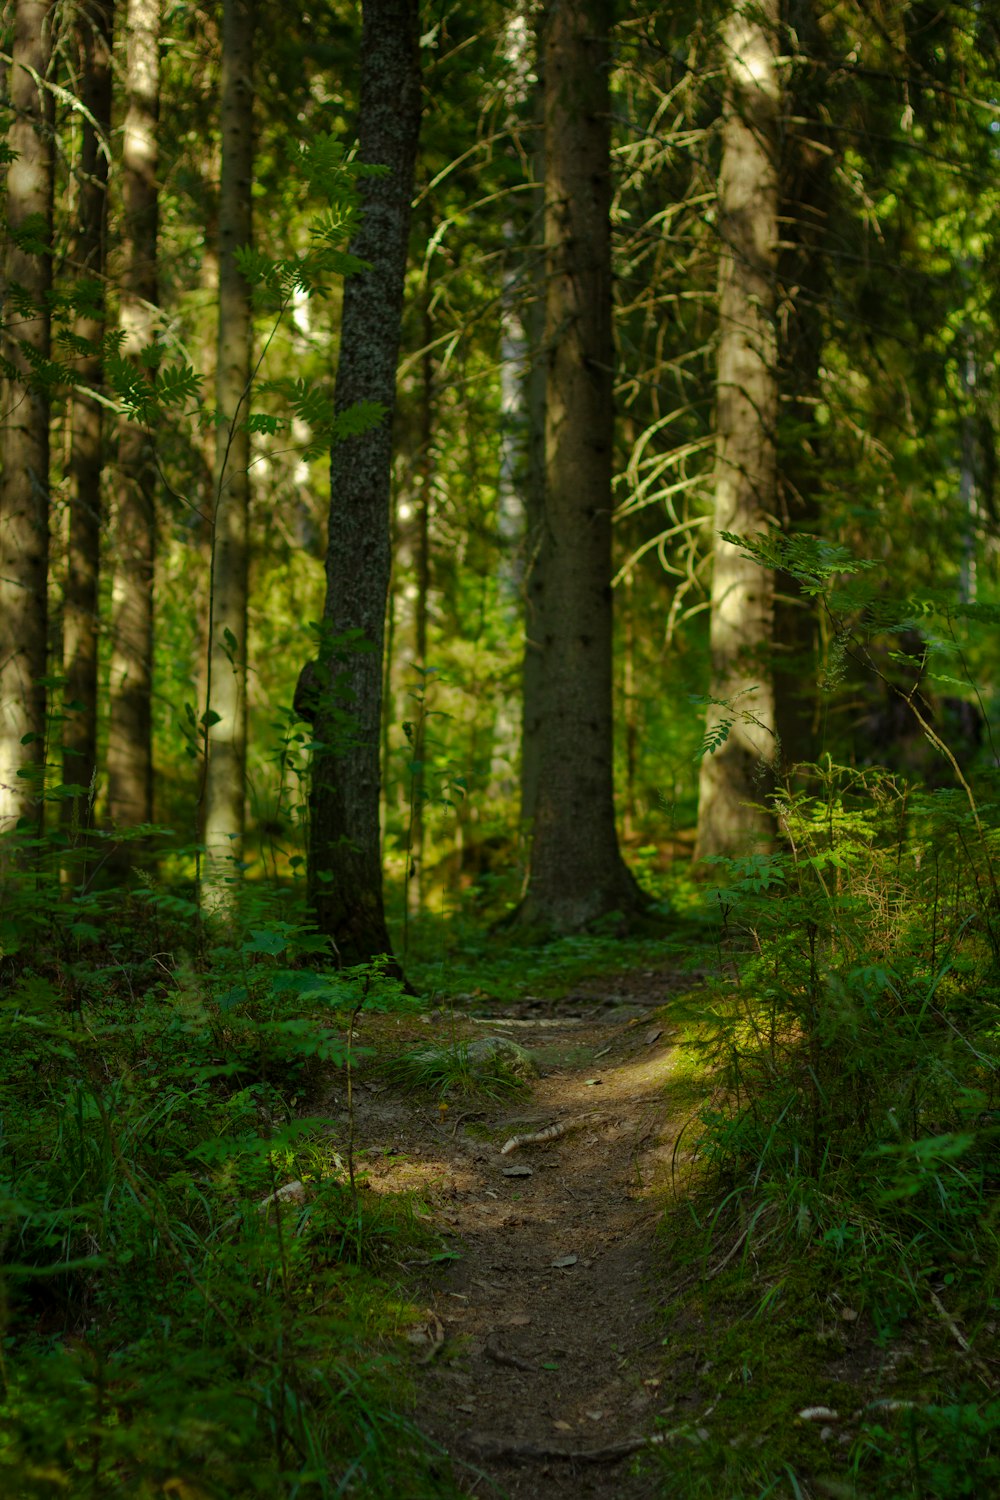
<box><xmin>840</xmin><ymin>1306</ymin><xmax>859</xmax><ymax>1322</ymax></box>
<box><xmin>541</xmin><ymin>1361</ymin><xmax>559</xmax><ymax>1371</ymax></box>
<box><xmin>799</xmin><ymin>1407</ymin><xmax>840</xmax><ymax>1422</ymax></box>
<box><xmin>644</xmin><ymin>1028</ymin><xmax>663</xmax><ymax>1046</ymax></box>
<box><xmin>586</xmin><ymin>1411</ymin><xmax>604</xmax><ymax>1422</ymax></box>
<box><xmin>507</xmin><ymin>1313</ymin><xmax>531</xmax><ymax>1326</ymax></box>
<box><xmin>553</xmin><ymin>1421</ymin><xmax>572</xmax><ymax>1431</ymax></box>
<box><xmin>584</xmin><ymin>1078</ymin><xmax>603</xmax><ymax>1086</ymax></box>
<box><xmin>502</xmin><ymin>1164</ymin><xmax>533</xmax><ymax>1177</ymax></box>
<box><xmin>551</xmin><ymin>1254</ymin><xmax>578</xmax><ymax>1269</ymax></box>
<box><xmin>456</xmin><ymin>1402</ymin><xmax>475</xmax><ymax>1414</ymax></box>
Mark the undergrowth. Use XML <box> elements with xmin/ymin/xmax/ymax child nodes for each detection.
<box><xmin>0</xmin><ymin>859</ymin><xmax>460</xmax><ymax>1498</ymax></box>
<box><xmin>659</xmin><ymin>759</ymin><xmax>1000</xmax><ymax>1498</ymax></box>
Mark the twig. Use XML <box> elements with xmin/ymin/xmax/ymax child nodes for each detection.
<box><xmin>929</xmin><ymin>1288</ymin><xmax>970</xmax><ymax>1353</ymax></box>
<box><xmin>500</xmin><ymin>1116</ymin><xmax>595</xmax><ymax>1155</ymax></box>
<box><xmin>415</xmin><ymin>1311</ymin><xmax>446</xmax><ymax>1365</ymax></box>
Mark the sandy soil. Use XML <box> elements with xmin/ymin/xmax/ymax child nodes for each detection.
<box><xmin>348</xmin><ymin>969</ymin><xmax>699</xmax><ymax>1498</ymax></box>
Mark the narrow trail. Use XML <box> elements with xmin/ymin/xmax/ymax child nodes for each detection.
<box><xmin>354</xmin><ymin>970</ymin><xmax>698</xmax><ymax>1498</ymax></box>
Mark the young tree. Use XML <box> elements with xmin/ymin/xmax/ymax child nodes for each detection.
<box><xmin>202</xmin><ymin>0</ymin><xmax>254</xmax><ymax>909</ymax></box>
<box><xmin>516</xmin><ymin>0</ymin><xmax>642</xmax><ymax>931</ymax></box>
<box><xmin>106</xmin><ymin>0</ymin><xmax>160</xmax><ymax>849</ymax></box>
<box><xmin>694</xmin><ymin>0</ymin><xmax>781</xmax><ymax>861</ymax></box>
<box><xmin>62</xmin><ymin>0</ymin><xmax>115</xmax><ymax>837</ymax></box>
<box><xmin>300</xmin><ymin>0</ymin><xmax>421</xmax><ymax>967</ymax></box>
<box><xmin>0</xmin><ymin>0</ymin><xmax>54</xmax><ymax>844</ymax></box>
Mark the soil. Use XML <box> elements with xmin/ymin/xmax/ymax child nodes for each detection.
<box><xmin>346</xmin><ymin>968</ymin><xmax>700</xmax><ymax>1498</ymax></box>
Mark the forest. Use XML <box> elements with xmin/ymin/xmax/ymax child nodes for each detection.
<box><xmin>1</xmin><ymin>0</ymin><xmax>999</xmax><ymax>1495</ymax></box>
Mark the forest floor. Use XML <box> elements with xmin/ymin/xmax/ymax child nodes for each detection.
<box><xmin>343</xmin><ymin>966</ymin><xmax>702</xmax><ymax>1498</ymax></box>
<box><xmin>327</xmin><ymin>958</ymin><xmax>996</xmax><ymax>1500</ymax></box>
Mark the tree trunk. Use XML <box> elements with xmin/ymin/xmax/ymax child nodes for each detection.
<box><xmin>62</xmin><ymin>0</ymin><xmax>114</xmax><ymax>846</ymax></box>
<box><xmin>0</xmin><ymin>0</ymin><xmax>54</xmax><ymax>846</ymax></box>
<box><xmin>519</xmin><ymin>60</ymin><xmax>545</xmax><ymax>832</ymax></box>
<box><xmin>695</xmin><ymin>0</ymin><xmax>781</xmax><ymax>862</ymax></box>
<box><xmin>107</xmin><ymin>0</ymin><xmax>160</xmax><ymax>855</ymax></box>
<box><xmin>202</xmin><ymin>0</ymin><xmax>254</xmax><ymax>910</ymax></box>
<box><xmin>516</xmin><ymin>0</ymin><xmax>642</xmax><ymax>932</ymax></box>
<box><xmin>406</xmin><ymin>301</ymin><xmax>433</xmax><ymax>921</ymax></box>
<box><xmin>303</xmin><ymin>0</ymin><xmax>421</xmax><ymax>969</ymax></box>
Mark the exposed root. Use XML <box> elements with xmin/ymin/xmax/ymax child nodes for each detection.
<box><xmin>484</xmin><ymin>1337</ymin><xmax>536</xmax><ymax>1373</ymax></box>
<box><xmin>464</xmin><ymin>1430</ymin><xmax>675</xmax><ymax>1464</ymax></box>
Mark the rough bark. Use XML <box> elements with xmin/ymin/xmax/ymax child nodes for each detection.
<box><xmin>695</xmin><ymin>0</ymin><xmax>781</xmax><ymax>861</ymax></box>
<box><xmin>202</xmin><ymin>0</ymin><xmax>254</xmax><ymax>910</ymax></box>
<box><xmin>303</xmin><ymin>0</ymin><xmax>421</xmax><ymax>968</ymax></box>
<box><xmin>0</xmin><ymin>0</ymin><xmax>54</xmax><ymax>844</ymax></box>
<box><xmin>62</xmin><ymin>0</ymin><xmax>114</xmax><ymax>840</ymax></box>
<box><xmin>516</xmin><ymin>0</ymin><xmax>642</xmax><ymax>932</ymax></box>
<box><xmin>107</xmin><ymin>0</ymin><xmax>160</xmax><ymax>851</ymax></box>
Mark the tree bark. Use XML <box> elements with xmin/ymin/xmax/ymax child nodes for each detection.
<box><xmin>406</xmin><ymin>297</ymin><xmax>433</xmax><ymax>921</ymax></box>
<box><xmin>62</xmin><ymin>0</ymin><xmax>114</xmax><ymax>843</ymax></box>
<box><xmin>303</xmin><ymin>0</ymin><xmax>421</xmax><ymax>969</ymax></box>
<box><xmin>516</xmin><ymin>0</ymin><xmax>642</xmax><ymax>932</ymax></box>
<box><xmin>0</xmin><ymin>0</ymin><xmax>54</xmax><ymax>845</ymax></box>
<box><xmin>519</xmin><ymin>54</ymin><xmax>545</xmax><ymax>832</ymax></box>
<box><xmin>695</xmin><ymin>0</ymin><xmax>781</xmax><ymax>861</ymax></box>
<box><xmin>202</xmin><ymin>0</ymin><xmax>254</xmax><ymax>910</ymax></box>
<box><xmin>107</xmin><ymin>0</ymin><xmax>160</xmax><ymax>853</ymax></box>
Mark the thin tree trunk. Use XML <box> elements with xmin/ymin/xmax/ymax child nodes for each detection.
<box><xmin>302</xmin><ymin>0</ymin><xmax>421</xmax><ymax>970</ymax></box>
<box><xmin>0</xmin><ymin>0</ymin><xmax>54</xmax><ymax>847</ymax></box>
<box><xmin>107</xmin><ymin>0</ymin><xmax>160</xmax><ymax>855</ymax></box>
<box><xmin>695</xmin><ymin>0</ymin><xmax>781</xmax><ymax>861</ymax></box>
<box><xmin>63</xmin><ymin>0</ymin><xmax>114</xmax><ymax>846</ymax></box>
<box><xmin>407</xmin><ymin>301</ymin><xmax>433</xmax><ymax>919</ymax></box>
<box><xmin>519</xmin><ymin>63</ymin><xmax>545</xmax><ymax>832</ymax></box>
<box><xmin>517</xmin><ymin>0</ymin><xmax>642</xmax><ymax>932</ymax></box>
<box><xmin>202</xmin><ymin>0</ymin><xmax>254</xmax><ymax>910</ymax></box>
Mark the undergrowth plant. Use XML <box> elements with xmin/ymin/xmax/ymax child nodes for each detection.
<box><xmin>0</xmin><ymin>870</ymin><xmax>457</xmax><ymax>1498</ymax></box>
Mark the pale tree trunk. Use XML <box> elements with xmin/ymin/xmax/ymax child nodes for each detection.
<box><xmin>202</xmin><ymin>0</ymin><xmax>253</xmax><ymax>910</ymax></box>
<box><xmin>517</xmin><ymin>0</ymin><xmax>642</xmax><ymax>932</ymax></box>
<box><xmin>0</xmin><ymin>0</ymin><xmax>54</xmax><ymax>846</ymax></box>
<box><xmin>62</xmin><ymin>0</ymin><xmax>114</xmax><ymax>845</ymax></box>
<box><xmin>300</xmin><ymin>0</ymin><xmax>420</xmax><ymax>970</ymax></box>
<box><xmin>695</xmin><ymin>0</ymin><xmax>781</xmax><ymax>861</ymax></box>
<box><xmin>107</xmin><ymin>0</ymin><xmax>160</xmax><ymax>856</ymax></box>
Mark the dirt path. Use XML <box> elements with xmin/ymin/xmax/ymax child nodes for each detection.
<box><xmin>353</xmin><ymin>970</ymin><xmax>696</xmax><ymax>1498</ymax></box>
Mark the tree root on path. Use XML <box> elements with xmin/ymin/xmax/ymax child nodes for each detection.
<box><xmin>463</xmin><ymin>1430</ymin><xmax>673</xmax><ymax>1464</ymax></box>
<box><xmin>484</xmin><ymin>1337</ymin><xmax>535</xmax><ymax>1373</ymax></box>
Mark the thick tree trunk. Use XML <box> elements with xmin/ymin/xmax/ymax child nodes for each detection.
<box><xmin>695</xmin><ymin>0</ymin><xmax>781</xmax><ymax>861</ymax></box>
<box><xmin>517</xmin><ymin>0</ymin><xmax>642</xmax><ymax>932</ymax></box>
<box><xmin>304</xmin><ymin>0</ymin><xmax>421</xmax><ymax>969</ymax></box>
<box><xmin>202</xmin><ymin>0</ymin><xmax>254</xmax><ymax>910</ymax></box>
<box><xmin>63</xmin><ymin>0</ymin><xmax>114</xmax><ymax>843</ymax></box>
<box><xmin>0</xmin><ymin>0</ymin><xmax>54</xmax><ymax>845</ymax></box>
<box><xmin>107</xmin><ymin>0</ymin><xmax>160</xmax><ymax>853</ymax></box>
